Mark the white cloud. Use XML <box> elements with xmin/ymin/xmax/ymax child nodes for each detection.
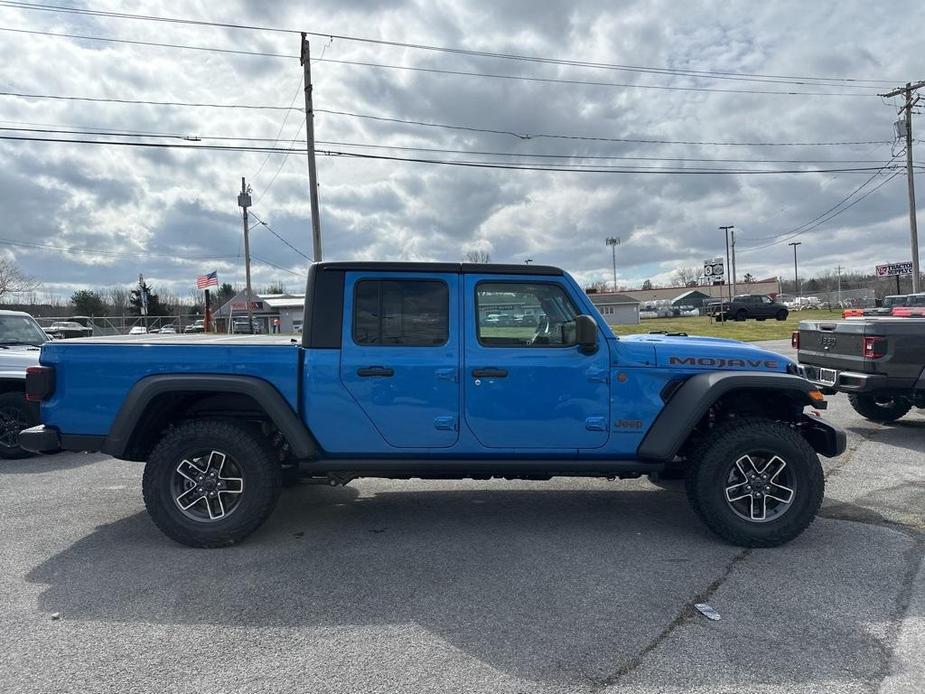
<box><xmin>0</xmin><ymin>0</ymin><xmax>921</xmax><ymax>299</ymax></box>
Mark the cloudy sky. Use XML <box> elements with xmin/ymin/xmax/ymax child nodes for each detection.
<box><xmin>0</xmin><ymin>0</ymin><xmax>922</xmax><ymax>300</ymax></box>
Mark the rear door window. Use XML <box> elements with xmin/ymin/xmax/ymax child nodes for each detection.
<box><xmin>353</xmin><ymin>280</ymin><xmax>449</xmax><ymax>346</ymax></box>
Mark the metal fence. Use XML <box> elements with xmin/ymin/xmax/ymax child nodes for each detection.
<box><xmin>35</xmin><ymin>314</ymin><xmax>205</xmax><ymax>335</ymax></box>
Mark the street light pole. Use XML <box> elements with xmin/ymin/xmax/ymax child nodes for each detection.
<box><xmin>789</xmin><ymin>241</ymin><xmax>802</xmax><ymax>298</ymax></box>
<box><xmin>605</xmin><ymin>237</ymin><xmax>620</xmax><ymax>292</ymax></box>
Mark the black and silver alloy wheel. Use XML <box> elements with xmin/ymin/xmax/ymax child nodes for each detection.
<box><xmin>685</xmin><ymin>417</ymin><xmax>824</xmax><ymax>548</ymax></box>
<box><xmin>0</xmin><ymin>405</ymin><xmax>27</xmax><ymax>449</ymax></box>
<box><xmin>724</xmin><ymin>453</ymin><xmax>795</xmax><ymax>523</ymax></box>
<box><xmin>0</xmin><ymin>391</ymin><xmax>37</xmax><ymax>460</ymax></box>
<box><xmin>143</xmin><ymin>420</ymin><xmax>281</xmax><ymax>548</ymax></box>
<box><xmin>171</xmin><ymin>450</ymin><xmax>245</xmax><ymax>522</ymax></box>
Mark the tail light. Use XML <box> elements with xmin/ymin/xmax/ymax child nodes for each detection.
<box><xmin>25</xmin><ymin>366</ymin><xmax>55</xmax><ymax>402</ymax></box>
<box><xmin>791</xmin><ymin>330</ymin><xmax>800</xmax><ymax>349</ymax></box>
<box><xmin>862</xmin><ymin>336</ymin><xmax>887</xmax><ymax>359</ymax></box>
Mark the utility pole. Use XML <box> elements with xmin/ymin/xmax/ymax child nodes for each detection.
<box><xmin>605</xmin><ymin>237</ymin><xmax>620</xmax><ymax>292</ymax></box>
<box><xmin>300</xmin><ymin>33</ymin><xmax>323</xmax><ymax>261</ymax></box>
<box><xmin>836</xmin><ymin>264</ymin><xmax>842</xmax><ymax>309</ymax></box>
<box><xmin>730</xmin><ymin>228</ymin><xmax>737</xmax><ymax>296</ymax></box>
<box><xmin>719</xmin><ymin>226</ymin><xmax>734</xmax><ymax>303</ymax></box>
<box><xmin>789</xmin><ymin>241</ymin><xmax>802</xmax><ymax>298</ymax></box>
<box><xmin>879</xmin><ymin>80</ymin><xmax>924</xmax><ymax>292</ymax></box>
<box><xmin>238</xmin><ymin>177</ymin><xmax>255</xmax><ymax>332</ymax></box>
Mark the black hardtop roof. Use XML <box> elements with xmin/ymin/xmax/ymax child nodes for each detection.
<box><xmin>314</xmin><ymin>261</ymin><xmax>563</xmax><ymax>276</ymax></box>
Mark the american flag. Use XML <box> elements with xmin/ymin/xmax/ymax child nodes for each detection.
<box><xmin>196</xmin><ymin>271</ymin><xmax>219</xmax><ymax>289</ymax></box>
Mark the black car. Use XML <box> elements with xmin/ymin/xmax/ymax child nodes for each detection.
<box><xmin>706</xmin><ymin>294</ymin><xmax>789</xmax><ymax>322</ymax></box>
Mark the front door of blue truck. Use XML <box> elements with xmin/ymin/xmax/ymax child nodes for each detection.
<box><xmin>462</xmin><ymin>275</ymin><xmax>611</xmax><ymax>450</ymax></box>
<box><xmin>339</xmin><ymin>271</ymin><xmax>460</xmax><ymax>448</ymax></box>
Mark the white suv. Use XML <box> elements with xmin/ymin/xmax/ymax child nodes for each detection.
<box><xmin>0</xmin><ymin>310</ymin><xmax>48</xmax><ymax>458</ymax></box>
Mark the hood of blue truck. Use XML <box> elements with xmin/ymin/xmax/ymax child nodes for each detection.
<box><xmin>620</xmin><ymin>333</ymin><xmax>793</xmax><ymax>373</ymax></box>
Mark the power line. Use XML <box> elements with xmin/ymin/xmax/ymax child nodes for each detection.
<box><xmin>250</xmin><ymin>254</ymin><xmax>306</xmax><ymax>278</ymax></box>
<box><xmin>248</xmin><ymin>210</ymin><xmax>311</xmax><ymax>260</ymax></box>
<box><xmin>0</xmin><ymin>126</ymin><xmax>903</xmax><ymax>164</ymax></box>
<box><xmin>0</xmin><ymin>25</ymin><xmax>878</xmax><ymax>97</ymax></box>
<box><xmin>314</xmin><ymin>108</ymin><xmax>892</xmax><ymax>147</ymax></box>
<box><xmin>739</xmin><ymin>171</ymin><xmax>902</xmax><ymax>252</ymax></box>
<box><xmin>0</xmin><ymin>91</ymin><xmax>892</xmax><ymax>147</ymax></box>
<box><xmin>0</xmin><ymin>2</ymin><xmax>898</xmax><ymax>86</ymax></box>
<box><xmin>0</xmin><ymin>133</ymin><xmax>914</xmax><ymax>174</ymax></box>
<box><xmin>742</xmin><ymin>154</ymin><xmax>904</xmax><ymax>243</ymax></box>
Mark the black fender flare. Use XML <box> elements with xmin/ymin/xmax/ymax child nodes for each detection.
<box><xmin>637</xmin><ymin>372</ymin><xmax>823</xmax><ymax>462</ymax></box>
<box><xmin>101</xmin><ymin>374</ymin><xmax>319</xmax><ymax>460</ymax></box>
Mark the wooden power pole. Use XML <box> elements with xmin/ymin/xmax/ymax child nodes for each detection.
<box><xmin>300</xmin><ymin>33</ymin><xmax>323</xmax><ymax>261</ymax></box>
<box><xmin>879</xmin><ymin>80</ymin><xmax>924</xmax><ymax>292</ymax></box>
<box><xmin>238</xmin><ymin>177</ymin><xmax>255</xmax><ymax>332</ymax></box>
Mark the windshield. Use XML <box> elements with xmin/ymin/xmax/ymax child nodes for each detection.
<box><xmin>0</xmin><ymin>314</ymin><xmax>49</xmax><ymax>346</ymax></box>
<box><xmin>883</xmin><ymin>296</ymin><xmax>904</xmax><ymax>307</ymax></box>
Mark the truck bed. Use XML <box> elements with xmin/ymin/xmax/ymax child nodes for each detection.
<box><xmin>39</xmin><ymin>337</ymin><xmax>301</xmax><ymax>435</ymax></box>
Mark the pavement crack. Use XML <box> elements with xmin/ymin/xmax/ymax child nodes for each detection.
<box><xmin>588</xmin><ymin>548</ymin><xmax>752</xmax><ymax>692</ymax></box>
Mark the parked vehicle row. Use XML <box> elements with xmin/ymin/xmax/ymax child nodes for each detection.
<box><xmin>842</xmin><ymin>293</ymin><xmax>925</xmax><ymax>319</ymax></box>
<box><xmin>0</xmin><ymin>310</ymin><xmax>46</xmax><ymax>459</ymax></box>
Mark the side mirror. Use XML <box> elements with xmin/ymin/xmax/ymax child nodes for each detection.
<box><xmin>575</xmin><ymin>314</ymin><xmax>598</xmax><ymax>354</ymax></box>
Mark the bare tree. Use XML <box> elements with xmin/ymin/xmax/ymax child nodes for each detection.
<box><xmin>584</xmin><ymin>280</ymin><xmax>611</xmax><ymax>294</ymax></box>
<box><xmin>464</xmin><ymin>249</ymin><xmax>491</xmax><ymax>264</ymax></box>
<box><xmin>672</xmin><ymin>266</ymin><xmax>701</xmax><ymax>287</ymax></box>
<box><xmin>0</xmin><ymin>258</ymin><xmax>39</xmax><ymax>300</ymax></box>
<box><xmin>107</xmin><ymin>285</ymin><xmax>130</xmax><ymax>315</ymax></box>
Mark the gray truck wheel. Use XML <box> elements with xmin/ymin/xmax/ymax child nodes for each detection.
<box><xmin>142</xmin><ymin>420</ymin><xmax>282</xmax><ymax>548</ymax></box>
<box><xmin>847</xmin><ymin>393</ymin><xmax>912</xmax><ymax>423</ymax></box>
<box><xmin>685</xmin><ymin>418</ymin><xmax>824</xmax><ymax>548</ymax></box>
<box><xmin>0</xmin><ymin>392</ymin><xmax>37</xmax><ymax>460</ymax></box>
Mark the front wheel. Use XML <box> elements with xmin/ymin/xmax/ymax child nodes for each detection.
<box><xmin>847</xmin><ymin>392</ymin><xmax>911</xmax><ymax>423</ymax></box>
<box><xmin>142</xmin><ymin>420</ymin><xmax>282</xmax><ymax>547</ymax></box>
<box><xmin>0</xmin><ymin>392</ymin><xmax>38</xmax><ymax>460</ymax></box>
<box><xmin>685</xmin><ymin>418</ymin><xmax>824</xmax><ymax>547</ymax></box>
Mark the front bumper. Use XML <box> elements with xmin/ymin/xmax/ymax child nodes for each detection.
<box><xmin>798</xmin><ymin>414</ymin><xmax>847</xmax><ymax>458</ymax></box>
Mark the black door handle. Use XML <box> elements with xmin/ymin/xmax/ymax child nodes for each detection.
<box><xmin>472</xmin><ymin>367</ymin><xmax>508</xmax><ymax>378</ymax></box>
<box><xmin>357</xmin><ymin>366</ymin><xmax>394</xmax><ymax>377</ymax></box>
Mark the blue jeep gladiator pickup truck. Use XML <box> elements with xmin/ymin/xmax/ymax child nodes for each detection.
<box><xmin>21</xmin><ymin>262</ymin><xmax>845</xmax><ymax>548</ymax></box>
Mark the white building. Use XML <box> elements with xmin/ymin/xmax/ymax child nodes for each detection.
<box><xmin>586</xmin><ymin>292</ymin><xmax>641</xmax><ymax>325</ymax></box>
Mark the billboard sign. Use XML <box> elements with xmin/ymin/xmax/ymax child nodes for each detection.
<box><xmin>875</xmin><ymin>262</ymin><xmax>913</xmax><ymax>278</ymax></box>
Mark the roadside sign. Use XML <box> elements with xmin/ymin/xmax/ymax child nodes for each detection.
<box><xmin>703</xmin><ymin>258</ymin><xmax>724</xmax><ymax>285</ymax></box>
<box><xmin>876</xmin><ymin>262</ymin><xmax>913</xmax><ymax>277</ymax></box>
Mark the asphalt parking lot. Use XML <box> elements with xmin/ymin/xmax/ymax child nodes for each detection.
<box><xmin>1</xmin><ymin>339</ymin><xmax>922</xmax><ymax>694</ymax></box>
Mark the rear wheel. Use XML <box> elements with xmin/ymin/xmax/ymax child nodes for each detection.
<box><xmin>734</xmin><ymin>310</ymin><xmax>748</xmax><ymax>322</ymax></box>
<box><xmin>847</xmin><ymin>392</ymin><xmax>912</xmax><ymax>423</ymax></box>
<box><xmin>0</xmin><ymin>392</ymin><xmax>37</xmax><ymax>460</ymax></box>
<box><xmin>142</xmin><ymin>420</ymin><xmax>282</xmax><ymax>548</ymax></box>
<box><xmin>775</xmin><ymin>309</ymin><xmax>789</xmax><ymax>321</ymax></box>
<box><xmin>685</xmin><ymin>418</ymin><xmax>824</xmax><ymax>547</ymax></box>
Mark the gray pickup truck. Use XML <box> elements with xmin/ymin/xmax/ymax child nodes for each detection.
<box><xmin>796</xmin><ymin>317</ymin><xmax>925</xmax><ymax>422</ymax></box>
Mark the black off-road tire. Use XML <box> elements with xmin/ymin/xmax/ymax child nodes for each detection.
<box><xmin>775</xmin><ymin>309</ymin><xmax>789</xmax><ymax>321</ymax></box>
<box><xmin>734</xmin><ymin>310</ymin><xmax>748</xmax><ymax>322</ymax></box>
<box><xmin>847</xmin><ymin>393</ymin><xmax>912</xmax><ymax>423</ymax></box>
<box><xmin>685</xmin><ymin>418</ymin><xmax>824</xmax><ymax>548</ymax></box>
<box><xmin>0</xmin><ymin>391</ymin><xmax>38</xmax><ymax>460</ymax></box>
<box><xmin>142</xmin><ymin>419</ymin><xmax>282</xmax><ymax>548</ymax></box>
